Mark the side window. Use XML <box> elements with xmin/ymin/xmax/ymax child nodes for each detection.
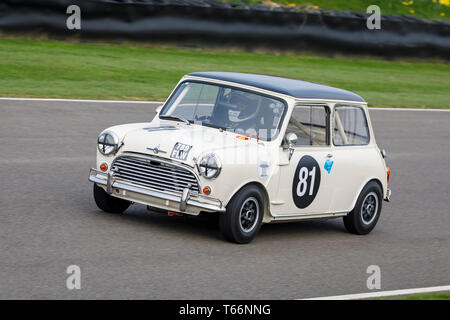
<box><xmin>287</xmin><ymin>105</ymin><xmax>329</xmax><ymax>146</ymax></box>
<box><xmin>333</xmin><ymin>105</ymin><xmax>370</xmax><ymax>146</ymax></box>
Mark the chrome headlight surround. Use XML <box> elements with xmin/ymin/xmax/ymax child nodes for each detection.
<box><xmin>198</xmin><ymin>153</ymin><xmax>222</xmax><ymax>179</ymax></box>
<box><xmin>97</xmin><ymin>131</ymin><xmax>119</xmax><ymax>156</ymax></box>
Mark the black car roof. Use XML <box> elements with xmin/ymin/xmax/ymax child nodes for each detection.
<box><xmin>188</xmin><ymin>72</ymin><xmax>365</xmax><ymax>102</ymax></box>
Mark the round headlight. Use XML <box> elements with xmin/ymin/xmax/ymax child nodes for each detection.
<box><xmin>97</xmin><ymin>131</ymin><xmax>119</xmax><ymax>155</ymax></box>
<box><xmin>198</xmin><ymin>153</ymin><xmax>221</xmax><ymax>179</ymax></box>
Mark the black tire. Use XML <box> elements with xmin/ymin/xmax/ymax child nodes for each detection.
<box><xmin>93</xmin><ymin>184</ymin><xmax>130</xmax><ymax>214</ymax></box>
<box><xmin>219</xmin><ymin>185</ymin><xmax>264</xmax><ymax>244</ymax></box>
<box><xmin>343</xmin><ymin>181</ymin><xmax>382</xmax><ymax>235</ymax></box>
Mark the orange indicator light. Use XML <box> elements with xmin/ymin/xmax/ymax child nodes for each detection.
<box><xmin>203</xmin><ymin>186</ymin><xmax>211</xmax><ymax>195</ymax></box>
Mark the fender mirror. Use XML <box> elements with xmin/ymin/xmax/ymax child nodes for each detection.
<box><xmin>285</xmin><ymin>132</ymin><xmax>298</xmax><ymax>146</ymax></box>
<box><xmin>284</xmin><ymin>133</ymin><xmax>297</xmax><ymax>161</ymax></box>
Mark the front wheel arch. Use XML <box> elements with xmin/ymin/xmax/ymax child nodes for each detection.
<box><xmin>220</xmin><ymin>184</ymin><xmax>265</xmax><ymax>243</ymax></box>
<box><xmin>225</xmin><ymin>181</ymin><xmax>272</xmax><ymax>223</ymax></box>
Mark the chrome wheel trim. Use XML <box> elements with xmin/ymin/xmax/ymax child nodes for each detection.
<box><xmin>239</xmin><ymin>197</ymin><xmax>260</xmax><ymax>233</ymax></box>
<box><xmin>361</xmin><ymin>191</ymin><xmax>379</xmax><ymax>225</ymax></box>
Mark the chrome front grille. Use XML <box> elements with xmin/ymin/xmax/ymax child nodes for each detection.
<box><xmin>111</xmin><ymin>154</ymin><xmax>200</xmax><ymax>195</ymax></box>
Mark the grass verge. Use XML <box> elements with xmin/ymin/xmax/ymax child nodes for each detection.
<box><xmin>0</xmin><ymin>39</ymin><xmax>449</xmax><ymax>108</ymax></box>
<box><xmin>381</xmin><ymin>292</ymin><xmax>450</xmax><ymax>300</ymax></box>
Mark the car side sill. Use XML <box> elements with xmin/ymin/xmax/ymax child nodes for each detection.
<box><xmin>271</xmin><ymin>211</ymin><xmax>347</xmax><ymax>222</ymax></box>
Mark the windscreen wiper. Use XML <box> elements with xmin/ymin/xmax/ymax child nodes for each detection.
<box><xmin>159</xmin><ymin>115</ymin><xmax>190</xmax><ymax>125</ymax></box>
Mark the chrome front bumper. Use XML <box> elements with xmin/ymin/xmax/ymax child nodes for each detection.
<box><xmin>89</xmin><ymin>168</ymin><xmax>226</xmax><ymax>214</ymax></box>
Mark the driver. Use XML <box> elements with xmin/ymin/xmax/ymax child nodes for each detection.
<box><xmin>227</xmin><ymin>91</ymin><xmax>261</xmax><ymax>135</ymax></box>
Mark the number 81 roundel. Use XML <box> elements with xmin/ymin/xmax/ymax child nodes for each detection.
<box><xmin>292</xmin><ymin>155</ymin><xmax>321</xmax><ymax>209</ymax></box>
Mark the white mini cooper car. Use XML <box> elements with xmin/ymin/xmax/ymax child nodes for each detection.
<box><xmin>89</xmin><ymin>72</ymin><xmax>391</xmax><ymax>243</ymax></box>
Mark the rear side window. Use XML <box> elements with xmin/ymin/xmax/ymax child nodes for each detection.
<box><xmin>287</xmin><ymin>105</ymin><xmax>329</xmax><ymax>146</ymax></box>
<box><xmin>333</xmin><ymin>105</ymin><xmax>370</xmax><ymax>146</ymax></box>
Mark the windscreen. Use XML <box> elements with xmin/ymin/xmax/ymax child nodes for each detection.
<box><xmin>160</xmin><ymin>81</ymin><xmax>286</xmax><ymax>141</ymax></box>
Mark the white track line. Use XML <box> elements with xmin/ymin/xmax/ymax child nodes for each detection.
<box><xmin>368</xmin><ymin>107</ymin><xmax>450</xmax><ymax>112</ymax></box>
<box><xmin>301</xmin><ymin>285</ymin><xmax>450</xmax><ymax>300</ymax></box>
<box><xmin>0</xmin><ymin>97</ymin><xmax>161</xmax><ymax>104</ymax></box>
<box><xmin>0</xmin><ymin>97</ymin><xmax>449</xmax><ymax>111</ymax></box>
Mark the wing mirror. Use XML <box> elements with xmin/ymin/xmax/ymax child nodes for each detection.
<box><xmin>155</xmin><ymin>105</ymin><xmax>163</xmax><ymax>114</ymax></box>
<box><xmin>285</xmin><ymin>132</ymin><xmax>298</xmax><ymax>146</ymax></box>
<box><xmin>284</xmin><ymin>133</ymin><xmax>297</xmax><ymax>161</ymax></box>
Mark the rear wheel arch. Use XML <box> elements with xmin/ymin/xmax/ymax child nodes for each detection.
<box><xmin>370</xmin><ymin>178</ymin><xmax>383</xmax><ymax>193</ymax></box>
<box><xmin>344</xmin><ymin>179</ymin><xmax>383</xmax><ymax>235</ymax></box>
<box><xmin>351</xmin><ymin>178</ymin><xmax>383</xmax><ymax>212</ymax></box>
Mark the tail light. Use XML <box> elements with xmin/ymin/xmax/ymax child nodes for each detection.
<box><xmin>387</xmin><ymin>167</ymin><xmax>391</xmax><ymax>184</ymax></box>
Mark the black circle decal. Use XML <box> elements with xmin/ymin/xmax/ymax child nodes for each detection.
<box><xmin>292</xmin><ymin>155</ymin><xmax>321</xmax><ymax>209</ymax></box>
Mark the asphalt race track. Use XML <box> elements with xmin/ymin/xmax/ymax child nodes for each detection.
<box><xmin>1</xmin><ymin>99</ymin><xmax>449</xmax><ymax>299</ymax></box>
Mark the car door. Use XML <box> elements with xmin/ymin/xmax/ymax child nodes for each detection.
<box><xmin>271</xmin><ymin>104</ymin><xmax>334</xmax><ymax>217</ymax></box>
<box><xmin>326</xmin><ymin>104</ymin><xmax>377</xmax><ymax>213</ymax></box>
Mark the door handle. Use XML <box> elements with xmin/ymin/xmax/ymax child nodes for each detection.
<box><xmin>326</xmin><ymin>154</ymin><xmax>333</xmax><ymax>158</ymax></box>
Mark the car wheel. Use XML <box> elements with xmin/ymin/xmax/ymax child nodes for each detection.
<box><xmin>93</xmin><ymin>184</ymin><xmax>130</xmax><ymax>214</ymax></box>
<box><xmin>343</xmin><ymin>181</ymin><xmax>382</xmax><ymax>235</ymax></box>
<box><xmin>220</xmin><ymin>185</ymin><xmax>264</xmax><ymax>244</ymax></box>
